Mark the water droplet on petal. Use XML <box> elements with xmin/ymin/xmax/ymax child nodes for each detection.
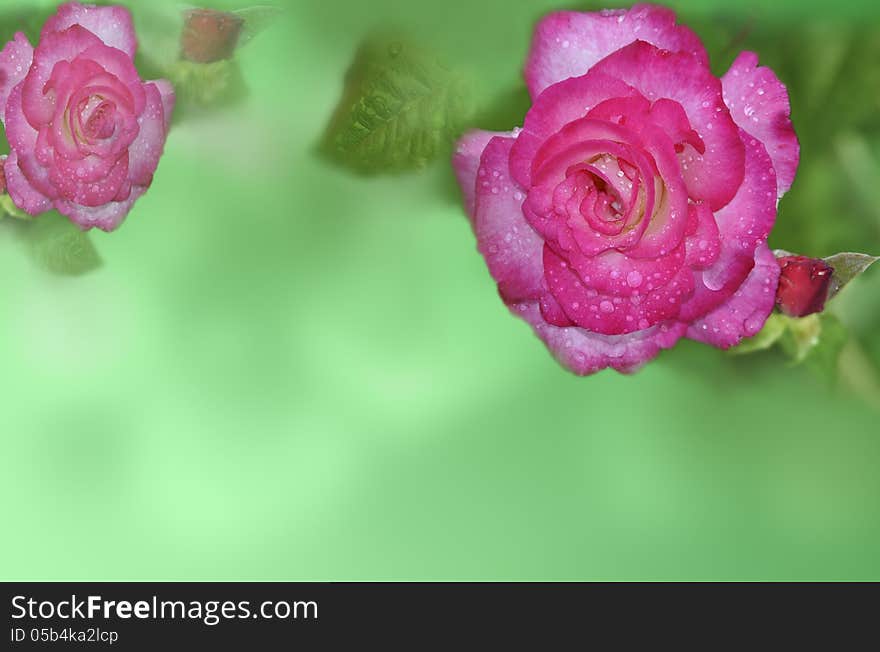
<box><xmin>626</xmin><ymin>271</ymin><xmax>643</xmax><ymax>287</ymax></box>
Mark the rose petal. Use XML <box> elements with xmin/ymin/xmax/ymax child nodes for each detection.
<box><xmin>41</xmin><ymin>2</ymin><xmax>138</xmax><ymax>59</ymax></box>
<box><xmin>3</xmin><ymin>150</ymin><xmax>52</xmax><ymax>214</ymax></box>
<box><xmin>686</xmin><ymin>243</ymin><xmax>779</xmax><ymax>348</ymax></box>
<box><xmin>0</xmin><ymin>33</ymin><xmax>34</xmax><ymax>125</ymax></box>
<box><xmin>149</xmin><ymin>78</ymin><xmax>176</xmax><ymax>131</ymax></box>
<box><xmin>679</xmin><ymin>129</ymin><xmax>777</xmax><ymax>321</ymax></box>
<box><xmin>50</xmin><ymin>151</ymin><xmax>129</xmax><ymax>206</ymax></box>
<box><xmin>524</xmin><ymin>4</ymin><xmax>708</xmax><ymax>99</ymax></box>
<box><xmin>453</xmin><ymin>129</ymin><xmax>506</xmax><ymax>223</ymax></box>
<box><xmin>22</xmin><ymin>25</ymin><xmax>105</xmax><ymax>128</ymax></box>
<box><xmin>55</xmin><ymin>185</ymin><xmax>145</xmax><ymax>232</ymax></box>
<box><xmin>590</xmin><ymin>40</ymin><xmax>745</xmax><ymax>210</ymax></box>
<box><xmin>474</xmin><ymin>136</ymin><xmax>545</xmax><ymax>303</ymax></box>
<box><xmin>684</xmin><ymin>201</ymin><xmax>720</xmax><ymax>270</ymax></box>
<box><xmin>544</xmin><ymin>245</ymin><xmax>694</xmax><ymax>335</ymax></box>
<box><xmin>77</xmin><ymin>44</ymin><xmax>145</xmax><ymax>112</ymax></box>
<box><xmin>722</xmin><ymin>51</ymin><xmax>799</xmax><ymax>198</ymax></box>
<box><xmin>510</xmin><ymin>71</ymin><xmax>638</xmax><ymax>188</ymax></box>
<box><xmin>513</xmin><ymin>300</ymin><xmax>686</xmax><ymax>375</ymax></box>
<box><xmin>4</xmin><ymin>83</ymin><xmax>56</xmax><ymax>204</ymax></box>
<box><xmin>128</xmin><ymin>81</ymin><xmax>170</xmax><ymax>187</ymax></box>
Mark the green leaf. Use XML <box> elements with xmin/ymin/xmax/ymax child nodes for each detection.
<box><xmin>729</xmin><ymin>313</ymin><xmax>788</xmax><ymax>355</ymax></box>
<box><xmin>25</xmin><ymin>212</ymin><xmax>102</xmax><ymax>276</ymax></box>
<box><xmin>824</xmin><ymin>251</ymin><xmax>879</xmax><ymax>300</ymax></box>
<box><xmin>778</xmin><ymin>312</ymin><xmax>848</xmax><ymax>380</ymax></box>
<box><xmin>801</xmin><ymin>313</ymin><xmax>849</xmax><ymax>380</ymax></box>
<box><xmin>0</xmin><ymin>195</ymin><xmax>29</xmax><ymax>220</ymax></box>
<box><xmin>320</xmin><ymin>34</ymin><xmax>474</xmax><ymax>174</ymax></box>
<box><xmin>778</xmin><ymin>313</ymin><xmax>823</xmax><ymax>363</ymax></box>
<box><xmin>233</xmin><ymin>6</ymin><xmax>282</xmax><ymax>49</ymax></box>
<box><xmin>167</xmin><ymin>59</ymin><xmax>247</xmax><ymax>110</ymax></box>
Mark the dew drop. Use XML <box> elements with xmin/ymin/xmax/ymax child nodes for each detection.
<box><xmin>626</xmin><ymin>270</ymin><xmax>643</xmax><ymax>287</ymax></box>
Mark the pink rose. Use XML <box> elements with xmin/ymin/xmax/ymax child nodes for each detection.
<box><xmin>454</xmin><ymin>4</ymin><xmax>798</xmax><ymax>375</ymax></box>
<box><xmin>0</xmin><ymin>2</ymin><xmax>175</xmax><ymax>231</ymax></box>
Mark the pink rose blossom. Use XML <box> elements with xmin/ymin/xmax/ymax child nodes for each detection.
<box><xmin>454</xmin><ymin>4</ymin><xmax>798</xmax><ymax>375</ymax></box>
<box><xmin>0</xmin><ymin>2</ymin><xmax>175</xmax><ymax>231</ymax></box>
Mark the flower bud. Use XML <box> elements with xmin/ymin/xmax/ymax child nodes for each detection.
<box><xmin>775</xmin><ymin>255</ymin><xmax>834</xmax><ymax>317</ymax></box>
<box><xmin>181</xmin><ymin>9</ymin><xmax>244</xmax><ymax>63</ymax></box>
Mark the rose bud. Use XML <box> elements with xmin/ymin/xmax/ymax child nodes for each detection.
<box><xmin>181</xmin><ymin>8</ymin><xmax>244</xmax><ymax>63</ymax></box>
<box><xmin>775</xmin><ymin>256</ymin><xmax>834</xmax><ymax>317</ymax></box>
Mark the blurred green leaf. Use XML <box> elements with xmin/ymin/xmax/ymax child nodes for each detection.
<box><xmin>778</xmin><ymin>312</ymin><xmax>848</xmax><ymax>381</ymax></box>
<box><xmin>320</xmin><ymin>33</ymin><xmax>474</xmax><ymax>174</ymax></box>
<box><xmin>799</xmin><ymin>313</ymin><xmax>849</xmax><ymax>380</ymax></box>
<box><xmin>0</xmin><ymin>195</ymin><xmax>29</xmax><ymax>220</ymax></box>
<box><xmin>834</xmin><ymin>134</ymin><xmax>880</xmax><ymax>225</ymax></box>
<box><xmin>472</xmin><ymin>85</ymin><xmax>531</xmax><ymax>133</ymax></box>
<box><xmin>25</xmin><ymin>212</ymin><xmax>102</xmax><ymax>276</ymax></box>
<box><xmin>825</xmin><ymin>252</ymin><xmax>879</xmax><ymax>300</ymax></box>
<box><xmin>734</xmin><ymin>311</ymin><xmax>849</xmax><ymax>384</ymax></box>
<box><xmin>0</xmin><ymin>5</ymin><xmax>56</xmax><ymax>46</ymax></box>
<box><xmin>730</xmin><ymin>313</ymin><xmax>787</xmax><ymax>355</ymax></box>
<box><xmin>167</xmin><ymin>59</ymin><xmax>248</xmax><ymax>111</ymax></box>
<box><xmin>778</xmin><ymin>313</ymin><xmax>822</xmax><ymax>363</ymax></box>
<box><xmin>840</xmin><ymin>339</ymin><xmax>880</xmax><ymax>411</ymax></box>
<box><xmin>131</xmin><ymin>3</ymin><xmax>186</xmax><ymax>79</ymax></box>
<box><xmin>234</xmin><ymin>6</ymin><xmax>282</xmax><ymax>49</ymax></box>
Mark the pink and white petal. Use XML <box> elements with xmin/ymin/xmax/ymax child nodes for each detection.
<box><xmin>686</xmin><ymin>243</ymin><xmax>779</xmax><ymax>348</ymax></box>
<box><xmin>55</xmin><ymin>185</ymin><xmax>145</xmax><ymax>232</ymax></box>
<box><xmin>22</xmin><ymin>25</ymin><xmax>104</xmax><ymax>127</ymax></box>
<box><xmin>564</xmin><ymin>245</ymin><xmax>685</xmax><ymax>297</ymax></box>
<box><xmin>78</xmin><ymin>44</ymin><xmax>145</xmax><ymax>112</ymax></box>
<box><xmin>684</xmin><ymin>202</ymin><xmax>721</xmax><ymax>270</ymax></box>
<box><xmin>4</xmin><ymin>151</ymin><xmax>52</xmax><ymax>214</ymax></box>
<box><xmin>5</xmin><ymin>83</ymin><xmax>56</xmax><ymax>201</ymax></box>
<box><xmin>539</xmin><ymin>291</ymin><xmax>575</xmax><ymax>327</ymax></box>
<box><xmin>0</xmin><ymin>33</ymin><xmax>34</xmax><ymax>125</ymax></box>
<box><xmin>148</xmin><ymin>78</ymin><xmax>176</xmax><ymax>131</ymax></box>
<box><xmin>128</xmin><ymin>81</ymin><xmax>170</xmax><ymax>186</ymax></box>
<box><xmin>679</xmin><ymin>131</ymin><xmax>777</xmax><ymax>321</ymax></box>
<box><xmin>619</xmin><ymin>125</ymin><xmax>690</xmax><ymax>259</ymax></box>
<box><xmin>510</xmin><ymin>72</ymin><xmax>639</xmax><ymax>188</ymax></box>
<box><xmin>525</xmin><ymin>4</ymin><xmax>708</xmax><ymax>99</ymax></box>
<box><xmin>544</xmin><ymin>245</ymin><xmax>693</xmax><ymax>335</ymax></box>
<box><xmin>591</xmin><ymin>41</ymin><xmax>745</xmax><ymax>211</ymax></box>
<box><xmin>4</xmin><ymin>82</ymin><xmax>38</xmax><ymax>153</ymax></box>
<box><xmin>514</xmin><ymin>300</ymin><xmax>686</xmax><ymax>375</ymax></box>
<box><xmin>41</xmin><ymin>2</ymin><xmax>138</xmax><ymax>59</ymax></box>
<box><xmin>474</xmin><ymin>136</ymin><xmax>545</xmax><ymax>303</ymax></box>
<box><xmin>722</xmin><ymin>51</ymin><xmax>799</xmax><ymax>198</ymax></box>
<box><xmin>50</xmin><ymin>153</ymin><xmax>129</xmax><ymax>206</ymax></box>
<box><xmin>453</xmin><ymin>129</ymin><xmax>508</xmax><ymax>222</ymax></box>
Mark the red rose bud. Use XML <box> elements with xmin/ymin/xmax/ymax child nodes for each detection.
<box><xmin>775</xmin><ymin>255</ymin><xmax>834</xmax><ymax>317</ymax></box>
<box><xmin>181</xmin><ymin>9</ymin><xmax>244</xmax><ymax>63</ymax></box>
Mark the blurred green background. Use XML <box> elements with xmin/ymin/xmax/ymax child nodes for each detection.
<box><xmin>1</xmin><ymin>0</ymin><xmax>880</xmax><ymax>580</ymax></box>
